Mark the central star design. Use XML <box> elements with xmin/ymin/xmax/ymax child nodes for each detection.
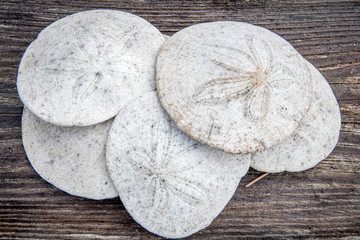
<box><xmin>124</xmin><ymin>119</ymin><xmax>209</xmax><ymax>210</ymax></box>
<box><xmin>41</xmin><ymin>22</ymin><xmax>138</xmax><ymax>100</ymax></box>
<box><xmin>193</xmin><ymin>34</ymin><xmax>306</xmax><ymax>122</ymax></box>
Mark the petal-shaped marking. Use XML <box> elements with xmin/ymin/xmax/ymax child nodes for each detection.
<box><xmin>175</xmin><ymin>148</ymin><xmax>217</xmax><ymax>174</ymax></box>
<box><xmin>42</xmin><ymin>57</ymin><xmax>87</xmax><ymax>74</ymax></box>
<box><xmin>104</xmin><ymin>30</ymin><xmax>136</xmax><ymax>57</ymax></box>
<box><xmin>294</xmin><ymin>129</ymin><xmax>312</xmax><ymax>145</ymax></box>
<box><xmin>205</xmin><ymin>43</ymin><xmax>258</xmax><ymax>68</ymax></box>
<box><xmin>105</xmin><ymin>59</ymin><xmax>141</xmax><ymax>77</ymax></box>
<box><xmin>300</xmin><ymin>98</ymin><xmax>322</xmax><ymax>123</ymax></box>
<box><xmin>260</xmin><ymin>124</ymin><xmax>287</xmax><ymax>145</ymax></box>
<box><xmin>266</xmin><ymin>67</ymin><xmax>285</xmax><ymax>80</ymax></box>
<box><xmin>168</xmin><ymin>157</ymin><xmax>215</xmax><ymax>175</ymax></box>
<box><xmin>74</xmin><ymin>24</ymin><xmax>101</xmax><ymax>59</ymax></box>
<box><xmin>164</xmin><ymin>144</ymin><xmax>199</xmax><ymax>173</ymax></box>
<box><xmin>157</xmin><ymin>180</ymin><xmax>170</xmax><ymax>210</ymax></box>
<box><xmin>126</xmin><ymin>148</ymin><xmax>155</xmax><ymax>177</ymax></box>
<box><xmin>143</xmin><ymin>177</ymin><xmax>156</xmax><ymax>208</ymax></box>
<box><xmin>213</xmin><ymin>60</ymin><xmax>255</xmax><ymax>75</ymax></box>
<box><xmin>245</xmin><ymin>35</ymin><xmax>263</xmax><ymax>70</ymax></box>
<box><xmin>147</xmin><ymin>178</ymin><xmax>169</xmax><ymax>210</ymax></box>
<box><xmin>166</xmin><ymin>145</ymin><xmax>218</xmax><ymax>175</ymax></box>
<box><xmin>101</xmin><ymin>62</ymin><xmax>139</xmax><ymax>81</ymax></box>
<box><xmin>149</xmin><ymin>119</ymin><xmax>171</xmax><ymax>169</ymax></box>
<box><xmin>72</xmin><ymin>71</ymin><xmax>101</xmax><ymax>100</ymax></box>
<box><xmin>193</xmin><ymin>76</ymin><xmax>254</xmax><ymax>105</ymax></box>
<box><xmin>261</xmin><ymin>40</ymin><xmax>274</xmax><ymax>73</ymax></box>
<box><xmin>165</xmin><ymin>175</ymin><xmax>207</xmax><ymax>207</ymax></box>
<box><xmin>269</xmin><ymin>65</ymin><xmax>309</xmax><ymax>93</ymax></box>
<box><xmin>142</xmin><ymin>177</ymin><xmax>168</xmax><ymax>209</ymax></box>
<box><xmin>247</xmin><ymin>85</ymin><xmax>271</xmax><ymax>121</ymax></box>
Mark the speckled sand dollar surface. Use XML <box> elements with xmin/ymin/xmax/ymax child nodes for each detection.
<box><xmin>162</xmin><ymin>34</ymin><xmax>170</xmax><ymax>40</ymax></box>
<box><xmin>156</xmin><ymin>21</ymin><xmax>313</xmax><ymax>154</ymax></box>
<box><xmin>106</xmin><ymin>92</ymin><xmax>250</xmax><ymax>238</ymax></box>
<box><xmin>22</xmin><ymin>108</ymin><xmax>117</xmax><ymax>200</ymax></box>
<box><xmin>251</xmin><ymin>62</ymin><xmax>341</xmax><ymax>173</ymax></box>
<box><xmin>17</xmin><ymin>10</ymin><xmax>164</xmax><ymax>126</ymax></box>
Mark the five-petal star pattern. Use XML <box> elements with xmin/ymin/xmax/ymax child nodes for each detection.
<box><xmin>125</xmin><ymin>119</ymin><xmax>210</xmax><ymax>210</ymax></box>
<box><xmin>41</xmin><ymin>22</ymin><xmax>139</xmax><ymax>100</ymax></box>
<box><xmin>193</xmin><ymin>34</ymin><xmax>308</xmax><ymax>122</ymax></box>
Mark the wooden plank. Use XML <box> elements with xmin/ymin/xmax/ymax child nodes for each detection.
<box><xmin>0</xmin><ymin>0</ymin><xmax>359</xmax><ymax>239</ymax></box>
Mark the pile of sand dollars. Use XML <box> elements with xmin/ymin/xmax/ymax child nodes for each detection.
<box><xmin>17</xmin><ymin>10</ymin><xmax>341</xmax><ymax>238</ymax></box>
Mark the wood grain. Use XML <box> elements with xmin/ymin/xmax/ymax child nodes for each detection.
<box><xmin>1</xmin><ymin>0</ymin><xmax>359</xmax><ymax>239</ymax></box>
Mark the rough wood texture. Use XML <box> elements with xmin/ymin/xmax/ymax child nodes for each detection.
<box><xmin>1</xmin><ymin>0</ymin><xmax>359</xmax><ymax>239</ymax></box>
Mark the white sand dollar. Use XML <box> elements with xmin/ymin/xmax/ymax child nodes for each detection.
<box><xmin>22</xmin><ymin>108</ymin><xmax>117</xmax><ymax>200</ymax></box>
<box><xmin>106</xmin><ymin>92</ymin><xmax>250</xmax><ymax>238</ymax></box>
<box><xmin>251</xmin><ymin>62</ymin><xmax>341</xmax><ymax>172</ymax></box>
<box><xmin>157</xmin><ymin>21</ymin><xmax>313</xmax><ymax>154</ymax></box>
<box><xmin>17</xmin><ymin>10</ymin><xmax>165</xmax><ymax>126</ymax></box>
<box><xmin>162</xmin><ymin>34</ymin><xmax>170</xmax><ymax>40</ymax></box>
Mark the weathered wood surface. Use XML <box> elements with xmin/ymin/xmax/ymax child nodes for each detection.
<box><xmin>1</xmin><ymin>0</ymin><xmax>359</xmax><ymax>239</ymax></box>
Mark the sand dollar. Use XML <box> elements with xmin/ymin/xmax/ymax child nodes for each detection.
<box><xmin>22</xmin><ymin>108</ymin><xmax>117</xmax><ymax>200</ymax></box>
<box><xmin>106</xmin><ymin>92</ymin><xmax>250</xmax><ymax>238</ymax></box>
<box><xmin>251</xmin><ymin>62</ymin><xmax>341</xmax><ymax>172</ymax></box>
<box><xmin>157</xmin><ymin>21</ymin><xmax>313</xmax><ymax>154</ymax></box>
<box><xmin>17</xmin><ymin>10</ymin><xmax>164</xmax><ymax>126</ymax></box>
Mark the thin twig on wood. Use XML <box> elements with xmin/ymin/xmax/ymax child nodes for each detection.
<box><xmin>245</xmin><ymin>172</ymin><xmax>270</xmax><ymax>188</ymax></box>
